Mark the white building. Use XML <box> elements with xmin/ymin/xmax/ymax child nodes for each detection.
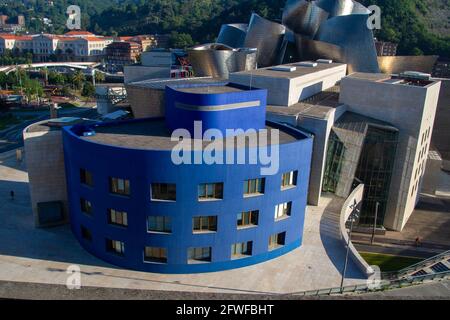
<box><xmin>0</xmin><ymin>30</ymin><xmax>114</xmax><ymax>62</ymax></box>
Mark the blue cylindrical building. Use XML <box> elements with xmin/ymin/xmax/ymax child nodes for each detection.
<box><xmin>62</xmin><ymin>83</ymin><xmax>313</xmax><ymax>273</ymax></box>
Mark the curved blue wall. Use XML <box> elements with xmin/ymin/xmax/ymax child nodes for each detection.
<box><xmin>165</xmin><ymin>83</ymin><xmax>267</xmax><ymax>137</ymax></box>
<box><xmin>62</xmin><ymin>119</ymin><xmax>313</xmax><ymax>273</ymax></box>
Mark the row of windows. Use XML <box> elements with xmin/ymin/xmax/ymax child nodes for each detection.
<box><xmin>81</xmin><ymin>227</ymin><xmax>287</xmax><ymax>264</ymax></box>
<box><xmin>80</xmin><ymin>169</ymin><xmax>298</xmax><ymax>201</ymax></box>
<box><xmin>80</xmin><ymin>198</ymin><xmax>293</xmax><ymax>231</ymax></box>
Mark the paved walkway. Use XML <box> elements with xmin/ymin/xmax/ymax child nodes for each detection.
<box><xmin>0</xmin><ymin>151</ymin><xmax>366</xmax><ymax>295</ymax></box>
<box><xmin>353</xmin><ymin>170</ymin><xmax>450</xmax><ymax>252</ymax></box>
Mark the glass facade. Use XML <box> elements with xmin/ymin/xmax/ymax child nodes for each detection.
<box><xmin>323</xmin><ymin>121</ymin><xmax>398</xmax><ymax>226</ymax></box>
<box><xmin>355</xmin><ymin>126</ymin><xmax>398</xmax><ymax>225</ymax></box>
<box><xmin>322</xmin><ymin>131</ymin><xmax>345</xmax><ymax>194</ymax></box>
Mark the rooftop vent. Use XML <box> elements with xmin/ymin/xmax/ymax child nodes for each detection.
<box><xmin>317</xmin><ymin>59</ymin><xmax>333</xmax><ymax>64</ymax></box>
<box><xmin>400</xmin><ymin>71</ymin><xmax>431</xmax><ymax>81</ymax></box>
<box><xmin>46</xmin><ymin>117</ymin><xmax>81</xmax><ymax>127</ymax></box>
<box><xmin>269</xmin><ymin>66</ymin><xmax>297</xmax><ymax>72</ymax></box>
<box><xmin>294</xmin><ymin>61</ymin><xmax>318</xmax><ymax>67</ymax></box>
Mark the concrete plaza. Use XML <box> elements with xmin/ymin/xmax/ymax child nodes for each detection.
<box><xmin>0</xmin><ymin>150</ymin><xmax>366</xmax><ymax>295</ymax></box>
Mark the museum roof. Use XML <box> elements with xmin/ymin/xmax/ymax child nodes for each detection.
<box><xmin>266</xmin><ymin>87</ymin><xmax>342</xmax><ymax>120</ymax></box>
<box><xmin>231</xmin><ymin>61</ymin><xmax>346</xmax><ymax>79</ymax></box>
<box><xmin>74</xmin><ymin>118</ymin><xmax>304</xmax><ymax>151</ymax></box>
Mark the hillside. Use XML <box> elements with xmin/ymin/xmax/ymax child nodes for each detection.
<box><xmin>1</xmin><ymin>0</ymin><xmax>449</xmax><ymax>58</ymax></box>
<box><xmin>420</xmin><ymin>0</ymin><xmax>450</xmax><ymax>37</ymax></box>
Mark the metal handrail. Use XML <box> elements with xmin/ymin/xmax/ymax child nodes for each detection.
<box><xmin>286</xmin><ymin>270</ymin><xmax>450</xmax><ymax>297</ymax></box>
<box><xmin>381</xmin><ymin>250</ymin><xmax>450</xmax><ymax>279</ymax></box>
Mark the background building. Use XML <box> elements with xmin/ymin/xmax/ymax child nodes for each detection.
<box><xmin>265</xmin><ymin>64</ymin><xmax>442</xmax><ymax>231</ymax></box>
<box><xmin>105</xmin><ymin>41</ymin><xmax>141</xmax><ymax>68</ymax></box>
<box><xmin>375</xmin><ymin>39</ymin><xmax>398</xmax><ymax>56</ymax></box>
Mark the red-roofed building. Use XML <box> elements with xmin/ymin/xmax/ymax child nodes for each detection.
<box><xmin>105</xmin><ymin>41</ymin><xmax>142</xmax><ymax>68</ymax></box>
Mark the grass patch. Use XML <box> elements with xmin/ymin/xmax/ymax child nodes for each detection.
<box><xmin>0</xmin><ymin>114</ymin><xmax>21</xmax><ymax>130</ymax></box>
<box><xmin>0</xmin><ymin>114</ymin><xmax>37</xmax><ymax>130</ymax></box>
<box><xmin>58</xmin><ymin>102</ymin><xmax>79</xmax><ymax>109</ymax></box>
<box><xmin>360</xmin><ymin>252</ymin><xmax>423</xmax><ymax>272</ymax></box>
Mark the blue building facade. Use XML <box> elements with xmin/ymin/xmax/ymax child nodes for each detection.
<box><xmin>165</xmin><ymin>83</ymin><xmax>267</xmax><ymax>137</ymax></box>
<box><xmin>61</xmin><ymin>84</ymin><xmax>313</xmax><ymax>274</ymax></box>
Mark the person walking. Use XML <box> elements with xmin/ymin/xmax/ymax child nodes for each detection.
<box><xmin>415</xmin><ymin>237</ymin><xmax>421</xmax><ymax>247</ymax></box>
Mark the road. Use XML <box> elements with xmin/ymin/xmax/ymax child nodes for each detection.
<box><xmin>0</xmin><ymin>107</ymin><xmax>99</xmax><ymax>153</ymax></box>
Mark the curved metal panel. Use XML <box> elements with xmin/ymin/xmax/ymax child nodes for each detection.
<box><xmin>188</xmin><ymin>44</ymin><xmax>257</xmax><ymax>78</ymax></box>
<box><xmin>316</xmin><ymin>0</ymin><xmax>355</xmax><ymax>17</ymax></box>
<box><xmin>315</xmin><ymin>14</ymin><xmax>379</xmax><ymax>73</ymax></box>
<box><xmin>243</xmin><ymin>13</ymin><xmax>286</xmax><ymax>68</ymax></box>
<box><xmin>217</xmin><ymin>23</ymin><xmax>248</xmax><ymax>48</ymax></box>
<box><xmin>377</xmin><ymin>56</ymin><xmax>439</xmax><ymax>75</ymax></box>
<box><xmin>282</xmin><ymin>0</ymin><xmax>329</xmax><ymax>37</ymax></box>
<box><xmin>294</xmin><ymin>34</ymin><xmax>345</xmax><ymax>64</ymax></box>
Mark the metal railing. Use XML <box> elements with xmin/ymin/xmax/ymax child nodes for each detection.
<box><xmin>287</xmin><ymin>270</ymin><xmax>450</xmax><ymax>297</ymax></box>
<box><xmin>381</xmin><ymin>250</ymin><xmax>450</xmax><ymax>280</ymax></box>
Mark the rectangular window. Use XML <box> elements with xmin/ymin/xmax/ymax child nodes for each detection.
<box><xmin>193</xmin><ymin>216</ymin><xmax>217</xmax><ymax>233</ymax></box>
<box><xmin>188</xmin><ymin>247</ymin><xmax>212</xmax><ymax>263</ymax></box>
<box><xmin>243</xmin><ymin>178</ymin><xmax>265</xmax><ymax>196</ymax></box>
<box><xmin>281</xmin><ymin>171</ymin><xmax>297</xmax><ymax>189</ymax></box>
<box><xmin>274</xmin><ymin>202</ymin><xmax>292</xmax><ymax>220</ymax></box>
<box><xmin>110</xmin><ymin>177</ymin><xmax>130</xmax><ymax>196</ymax></box>
<box><xmin>151</xmin><ymin>183</ymin><xmax>176</xmax><ymax>201</ymax></box>
<box><xmin>80</xmin><ymin>198</ymin><xmax>92</xmax><ymax>215</ymax></box>
<box><xmin>108</xmin><ymin>209</ymin><xmax>128</xmax><ymax>227</ymax></box>
<box><xmin>198</xmin><ymin>183</ymin><xmax>223</xmax><ymax>200</ymax></box>
<box><xmin>231</xmin><ymin>241</ymin><xmax>253</xmax><ymax>258</ymax></box>
<box><xmin>81</xmin><ymin>226</ymin><xmax>92</xmax><ymax>241</ymax></box>
<box><xmin>237</xmin><ymin>210</ymin><xmax>259</xmax><ymax>228</ymax></box>
<box><xmin>106</xmin><ymin>239</ymin><xmax>125</xmax><ymax>256</ymax></box>
<box><xmin>80</xmin><ymin>168</ymin><xmax>93</xmax><ymax>186</ymax></box>
<box><xmin>268</xmin><ymin>232</ymin><xmax>286</xmax><ymax>250</ymax></box>
<box><xmin>147</xmin><ymin>216</ymin><xmax>172</xmax><ymax>233</ymax></box>
<box><xmin>144</xmin><ymin>246</ymin><xmax>167</xmax><ymax>263</ymax></box>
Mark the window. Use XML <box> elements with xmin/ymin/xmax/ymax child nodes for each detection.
<box><xmin>231</xmin><ymin>241</ymin><xmax>253</xmax><ymax>258</ymax></box>
<box><xmin>198</xmin><ymin>183</ymin><xmax>223</xmax><ymax>200</ymax></box>
<box><xmin>243</xmin><ymin>178</ymin><xmax>265</xmax><ymax>196</ymax></box>
<box><xmin>81</xmin><ymin>226</ymin><xmax>92</xmax><ymax>241</ymax></box>
<box><xmin>281</xmin><ymin>171</ymin><xmax>297</xmax><ymax>189</ymax></box>
<box><xmin>193</xmin><ymin>216</ymin><xmax>217</xmax><ymax>233</ymax></box>
<box><xmin>151</xmin><ymin>183</ymin><xmax>176</xmax><ymax>201</ymax></box>
<box><xmin>147</xmin><ymin>216</ymin><xmax>172</xmax><ymax>233</ymax></box>
<box><xmin>268</xmin><ymin>232</ymin><xmax>286</xmax><ymax>250</ymax></box>
<box><xmin>80</xmin><ymin>168</ymin><xmax>93</xmax><ymax>186</ymax></box>
<box><xmin>110</xmin><ymin>177</ymin><xmax>130</xmax><ymax>196</ymax></box>
<box><xmin>80</xmin><ymin>198</ymin><xmax>92</xmax><ymax>215</ymax></box>
<box><xmin>274</xmin><ymin>202</ymin><xmax>292</xmax><ymax>220</ymax></box>
<box><xmin>188</xmin><ymin>247</ymin><xmax>212</xmax><ymax>263</ymax></box>
<box><xmin>108</xmin><ymin>209</ymin><xmax>128</xmax><ymax>227</ymax></box>
<box><xmin>106</xmin><ymin>239</ymin><xmax>125</xmax><ymax>256</ymax></box>
<box><xmin>237</xmin><ymin>210</ymin><xmax>259</xmax><ymax>228</ymax></box>
<box><xmin>144</xmin><ymin>246</ymin><xmax>167</xmax><ymax>263</ymax></box>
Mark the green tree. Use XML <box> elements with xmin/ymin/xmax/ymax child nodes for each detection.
<box><xmin>94</xmin><ymin>71</ymin><xmax>105</xmax><ymax>84</ymax></box>
<box><xmin>81</xmin><ymin>81</ymin><xmax>95</xmax><ymax>97</ymax></box>
<box><xmin>48</xmin><ymin>71</ymin><xmax>65</xmax><ymax>85</ymax></box>
<box><xmin>169</xmin><ymin>31</ymin><xmax>195</xmax><ymax>49</ymax></box>
<box><xmin>71</xmin><ymin>71</ymin><xmax>86</xmax><ymax>90</ymax></box>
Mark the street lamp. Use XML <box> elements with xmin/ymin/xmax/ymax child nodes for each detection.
<box><xmin>340</xmin><ymin>199</ymin><xmax>360</xmax><ymax>293</ymax></box>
